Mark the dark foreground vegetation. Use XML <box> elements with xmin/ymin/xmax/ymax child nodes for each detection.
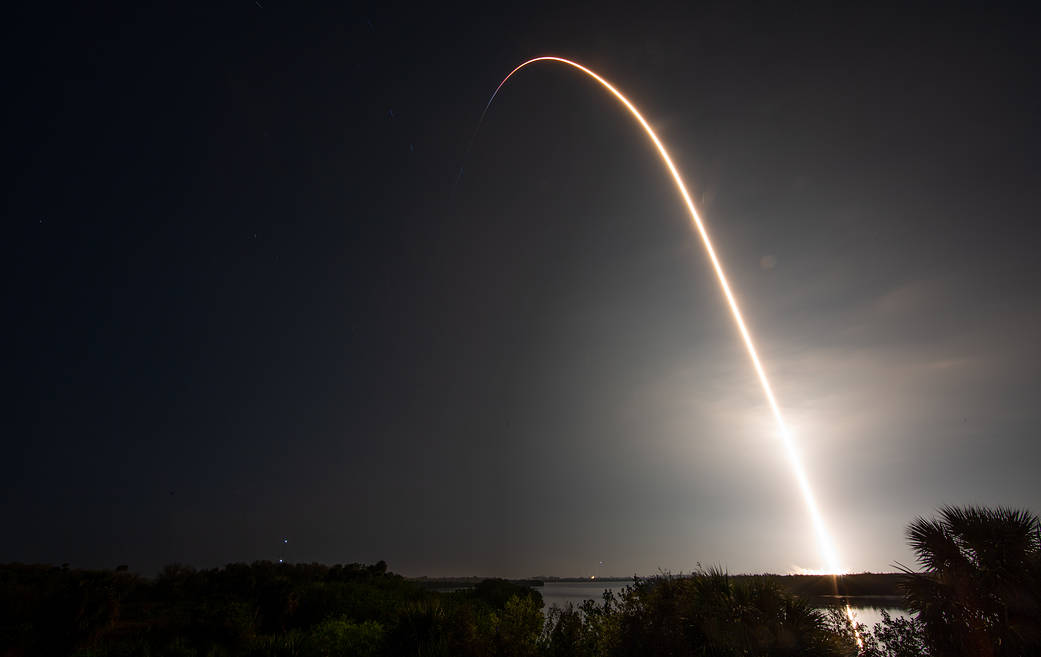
<box><xmin>2</xmin><ymin>506</ymin><xmax>1038</xmax><ymax>656</ymax></box>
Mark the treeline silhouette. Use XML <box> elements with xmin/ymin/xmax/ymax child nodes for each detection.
<box><xmin>733</xmin><ymin>573</ymin><xmax>904</xmax><ymax>598</ymax></box>
<box><xmin>1</xmin><ymin>506</ymin><xmax>1038</xmax><ymax>656</ymax></box>
<box><xmin>0</xmin><ymin>560</ymin><xmax>545</xmax><ymax>657</ymax></box>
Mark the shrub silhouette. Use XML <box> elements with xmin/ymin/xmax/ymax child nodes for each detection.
<box><xmin>541</xmin><ymin>570</ymin><xmax>846</xmax><ymax>657</ymax></box>
<box><xmin>3</xmin><ymin>508</ymin><xmax>1039</xmax><ymax>657</ymax></box>
<box><xmin>899</xmin><ymin>505</ymin><xmax>1041</xmax><ymax>656</ymax></box>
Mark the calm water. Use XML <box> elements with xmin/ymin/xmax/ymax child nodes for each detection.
<box><xmin>838</xmin><ymin>603</ymin><xmax>908</xmax><ymax>630</ymax></box>
<box><xmin>539</xmin><ymin>581</ymin><xmax>629</xmax><ymax>611</ymax></box>
<box><xmin>537</xmin><ymin>581</ymin><xmax>907</xmax><ymax>629</ymax></box>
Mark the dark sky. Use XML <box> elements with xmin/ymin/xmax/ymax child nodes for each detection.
<box><xmin>6</xmin><ymin>3</ymin><xmax>1040</xmax><ymax>577</ymax></box>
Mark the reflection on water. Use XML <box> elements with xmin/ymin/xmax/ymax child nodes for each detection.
<box><xmin>539</xmin><ymin>581</ymin><xmax>629</xmax><ymax>611</ymax></box>
<box><xmin>837</xmin><ymin>603</ymin><xmax>909</xmax><ymax>629</ymax></box>
<box><xmin>537</xmin><ymin>582</ymin><xmax>910</xmax><ymax>630</ymax></box>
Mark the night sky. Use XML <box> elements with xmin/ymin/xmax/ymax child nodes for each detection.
<box><xmin>6</xmin><ymin>3</ymin><xmax>1041</xmax><ymax>577</ymax></box>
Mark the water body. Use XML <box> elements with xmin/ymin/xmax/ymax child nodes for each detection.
<box><xmin>539</xmin><ymin>581</ymin><xmax>629</xmax><ymax>611</ymax></box>
<box><xmin>837</xmin><ymin>603</ymin><xmax>908</xmax><ymax>630</ymax></box>
<box><xmin>537</xmin><ymin>581</ymin><xmax>907</xmax><ymax>630</ymax></box>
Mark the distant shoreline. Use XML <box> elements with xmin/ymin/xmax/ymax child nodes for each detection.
<box><xmin>408</xmin><ymin>572</ymin><xmax>909</xmax><ymax>599</ymax></box>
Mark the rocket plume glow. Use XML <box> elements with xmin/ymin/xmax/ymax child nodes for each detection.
<box><xmin>481</xmin><ymin>56</ymin><xmax>844</xmax><ymax>574</ymax></box>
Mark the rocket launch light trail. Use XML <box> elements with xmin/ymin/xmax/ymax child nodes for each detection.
<box><xmin>479</xmin><ymin>56</ymin><xmax>845</xmax><ymax>574</ymax></box>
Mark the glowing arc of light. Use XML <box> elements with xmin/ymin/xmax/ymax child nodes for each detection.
<box><xmin>485</xmin><ymin>56</ymin><xmax>843</xmax><ymax>574</ymax></box>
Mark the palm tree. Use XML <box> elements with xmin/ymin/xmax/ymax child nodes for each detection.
<box><xmin>900</xmin><ymin>505</ymin><xmax>1041</xmax><ymax>656</ymax></box>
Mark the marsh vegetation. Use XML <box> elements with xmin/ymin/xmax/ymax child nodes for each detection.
<box><xmin>1</xmin><ymin>506</ymin><xmax>1037</xmax><ymax>656</ymax></box>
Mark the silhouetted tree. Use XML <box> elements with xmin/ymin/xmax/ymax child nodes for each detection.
<box><xmin>900</xmin><ymin>505</ymin><xmax>1041</xmax><ymax>656</ymax></box>
<box><xmin>541</xmin><ymin>570</ymin><xmax>846</xmax><ymax>657</ymax></box>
